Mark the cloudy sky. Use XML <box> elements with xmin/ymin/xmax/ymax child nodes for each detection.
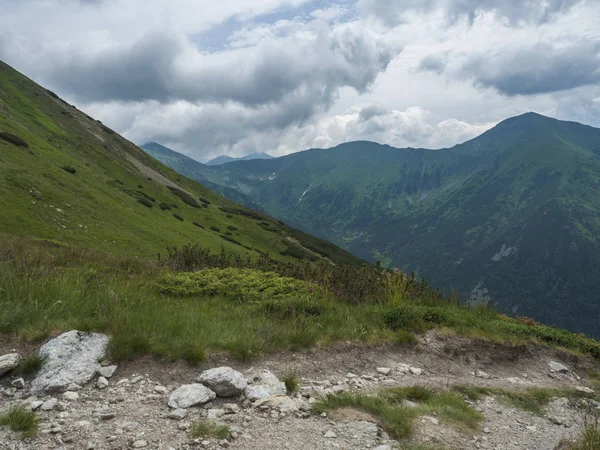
<box><xmin>1</xmin><ymin>0</ymin><xmax>599</xmax><ymax>161</ymax></box>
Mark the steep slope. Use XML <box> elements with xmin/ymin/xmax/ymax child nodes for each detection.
<box><xmin>0</xmin><ymin>60</ymin><xmax>361</xmax><ymax>265</ymax></box>
<box><xmin>153</xmin><ymin>113</ymin><xmax>600</xmax><ymax>335</ymax></box>
<box><xmin>206</xmin><ymin>152</ymin><xmax>273</xmax><ymax>166</ymax></box>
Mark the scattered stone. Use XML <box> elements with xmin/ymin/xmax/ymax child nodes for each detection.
<box><xmin>548</xmin><ymin>415</ymin><xmax>564</xmax><ymax>426</ymax></box>
<box><xmin>63</xmin><ymin>391</ymin><xmax>79</xmax><ymax>401</ymax></box>
<box><xmin>168</xmin><ymin>384</ymin><xmax>216</xmax><ymax>409</ymax></box>
<box><xmin>397</xmin><ymin>364</ymin><xmax>411</xmax><ymax>374</ymax></box>
<box><xmin>11</xmin><ymin>378</ymin><xmax>25</xmax><ymax>389</ymax></box>
<box><xmin>575</xmin><ymin>386</ymin><xmax>596</xmax><ymax>397</ymax></box>
<box><xmin>376</xmin><ymin>367</ymin><xmax>391</xmax><ymax>376</ymax></box>
<box><xmin>168</xmin><ymin>409</ymin><xmax>188</xmax><ymax>420</ymax></box>
<box><xmin>99</xmin><ymin>412</ymin><xmax>116</xmax><ymax>421</ymax></box>
<box><xmin>324</xmin><ymin>430</ymin><xmax>337</xmax><ymax>438</ymax></box>
<box><xmin>56</xmin><ymin>401</ymin><xmax>68</xmax><ymax>411</ymax></box>
<box><xmin>41</xmin><ymin>398</ymin><xmax>58</xmax><ymax>411</ymax></box>
<box><xmin>374</xmin><ymin>446</ymin><xmax>392</xmax><ymax>450</ymax></box>
<box><xmin>421</xmin><ymin>416</ymin><xmax>439</xmax><ymax>425</ymax></box>
<box><xmin>132</xmin><ymin>440</ymin><xmax>148</xmax><ymax>448</ymax></box>
<box><xmin>97</xmin><ymin>376</ymin><xmax>109</xmax><ymax>389</ymax></box>
<box><xmin>30</xmin><ymin>400</ymin><xmax>43</xmax><ymax>410</ymax></box>
<box><xmin>98</xmin><ymin>365</ymin><xmax>117</xmax><ymax>378</ymax></box>
<box><xmin>66</xmin><ymin>383</ymin><xmax>82</xmax><ymax>391</ymax></box>
<box><xmin>548</xmin><ymin>361</ymin><xmax>569</xmax><ymax>374</ymax></box>
<box><xmin>409</xmin><ymin>367</ymin><xmax>423</xmax><ymax>376</ymax></box>
<box><xmin>245</xmin><ymin>370</ymin><xmax>286</xmax><ymax>401</ymax></box>
<box><xmin>224</xmin><ymin>403</ymin><xmax>240</xmax><ymax>414</ymax></box>
<box><xmin>197</xmin><ymin>367</ymin><xmax>247</xmax><ymax>397</ymax></box>
<box><xmin>207</xmin><ymin>408</ymin><xmax>226</xmax><ymax>419</ymax></box>
<box><xmin>155</xmin><ymin>385</ymin><xmax>168</xmax><ymax>394</ymax></box>
<box><xmin>476</xmin><ymin>370</ymin><xmax>490</xmax><ymax>379</ymax></box>
<box><xmin>0</xmin><ymin>353</ymin><xmax>20</xmax><ymax>376</ymax></box>
<box><xmin>30</xmin><ymin>331</ymin><xmax>109</xmax><ymax>394</ymax></box>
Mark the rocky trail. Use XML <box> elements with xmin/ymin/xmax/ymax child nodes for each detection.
<box><xmin>1</xmin><ymin>331</ymin><xmax>599</xmax><ymax>450</ymax></box>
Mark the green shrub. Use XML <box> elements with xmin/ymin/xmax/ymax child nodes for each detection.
<box><xmin>138</xmin><ymin>198</ymin><xmax>153</xmax><ymax>208</ymax></box>
<box><xmin>167</xmin><ymin>186</ymin><xmax>200</xmax><ymax>208</ymax></box>
<box><xmin>0</xmin><ymin>132</ymin><xmax>29</xmax><ymax>148</ymax></box>
<box><xmin>189</xmin><ymin>420</ymin><xmax>230</xmax><ymax>439</ymax></box>
<box><xmin>260</xmin><ymin>298</ymin><xmax>324</xmax><ymax>319</ymax></box>
<box><xmin>159</xmin><ymin>202</ymin><xmax>172</xmax><ymax>210</ymax></box>
<box><xmin>210</xmin><ymin>226</ymin><xmax>221</xmax><ymax>232</ymax></box>
<box><xmin>221</xmin><ymin>235</ymin><xmax>242</xmax><ymax>246</ymax></box>
<box><xmin>101</xmin><ymin>124</ymin><xmax>115</xmax><ymax>134</ymax></box>
<box><xmin>219</xmin><ymin>206</ymin><xmax>264</xmax><ymax>220</ymax></box>
<box><xmin>17</xmin><ymin>355</ymin><xmax>46</xmax><ymax>375</ymax></box>
<box><xmin>173</xmin><ymin>214</ymin><xmax>184</xmax><ymax>221</ymax></box>
<box><xmin>227</xmin><ymin>225</ymin><xmax>238</xmax><ymax>231</ymax></box>
<box><xmin>46</xmin><ymin>89</ymin><xmax>59</xmax><ymax>99</ymax></box>
<box><xmin>0</xmin><ymin>405</ymin><xmax>39</xmax><ymax>438</ymax></box>
<box><xmin>199</xmin><ymin>198</ymin><xmax>211</xmax><ymax>205</ymax></box>
<box><xmin>138</xmin><ymin>191</ymin><xmax>156</xmax><ymax>202</ymax></box>
<box><xmin>202</xmin><ymin>204</ymin><xmax>208</xmax><ymax>208</ymax></box>
<box><xmin>280</xmin><ymin>243</ymin><xmax>312</xmax><ymax>260</ymax></box>
<box><xmin>115</xmin><ymin>179</ymin><xmax>125</xmax><ymax>185</ymax></box>
<box><xmin>193</xmin><ymin>222</ymin><xmax>205</xmax><ymax>229</ymax></box>
<box><xmin>381</xmin><ymin>306</ymin><xmax>426</xmax><ymax>332</ymax></box>
<box><xmin>159</xmin><ymin>268</ymin><xmax>316</xmax><ymax>301</ymax></box>
<box><xmin>61</xmin><ymin>166</ymin><xmax>76</xmax><ymax>174</ymax></box>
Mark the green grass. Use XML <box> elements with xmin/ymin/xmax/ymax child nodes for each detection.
<box><xmin>0</xmin><ymin>405</ymin><xmax>39</xmax><ymax>438</ymax></box>
<box><xmin>2</xmin><ymin>238</ymin><xmax>600</xmax><ymax>364</ymax></box>
<box><xmin>16</xmin><ymin>355</ymin><xmax>46</xmax><ymax>376</ymax></box>
<box><xmin>282</xmin><ymin>367</ymin><xmax>299</xmax><ymax>394</ymax></box>
<box><xmin>189</xmin><ymin>420</ymin><xmax>230</xmax><ymax>439</ymax></box>
<box><xmin>314</xmin><ymin>387</ymin><xmax>483</xmax><ymax>439</ymax></box>
<box><xmin>452</xmin><ymin>385</ymin><xmax>592</xmax><ymax>416</ymax></box>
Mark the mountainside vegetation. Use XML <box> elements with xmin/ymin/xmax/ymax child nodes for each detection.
<box><xmin>0</xmin><ymin>60</ymin><xmax>357</xmax><ymax>266</ymax></box>
<box><xmin>153</xmin><ymin>113</ymin><xmax>600</xmax><ymax>336</ymax></box>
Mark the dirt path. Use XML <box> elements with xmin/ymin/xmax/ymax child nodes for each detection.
<box><xmin>1</xmin><ymin>332</ymin><xmax>598</xmax><ymax>449</ymax></box>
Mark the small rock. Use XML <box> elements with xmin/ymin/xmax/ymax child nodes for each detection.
<box><xmin>576</xmin><ymin>386</ymin><xmax>596</xmax><ymax>397</ymax></box>
<box><xmin>11</xmin><ymin>378</ymin><xmax>25</xmax><ymax>389</ymax></box>
<box><xmin>56</xmin><ymin>401</ymin><xmax>68</xmax><ymax>411</ymax></box>
<box><xmin>245</xmin><ymin>369</ymin><xmax>286</xmax><ymax>401</ymax></box>
<box><xmin>324</xmin><ymin>430</ymin><xmax>337</xmax><ymax>438</ymax></box>
<box><xmin>548</xmin><ymin>361</ymin><xmax>569</xmax><ymax>374</ymax></box>
<box><xmin>66</xmin><ymin>383</ymin><xmax>82</xmax><ymax>391</ymax></box>
<box><xmin>548</xmin><ymin>415</ymin><xmax>564</xmax><ymax>426</ymax></box>
<box><xmin>98</xmin><ymin>365</ymin><xmax>117</xmax><ymax>378</ymax></box>
<box><xmin>483</xmin><ymin>427</ymin><xmax>491</xmax><ymax>434</ymax></box>
<box><xmin>373</xmin><ymin>446</ymin><xmax>392</xmax><ymax>450</ymax></box>
<box><xmin>30</xmin><ymin>400</ymin><xmax>43</xmax><ymax>410</ymax></box>
<box><xmin>155</xmin><ymin>385</ymin><xmax>168</xmax><ymax>394</ymax></box>
<box><xmin>224</xmin><ymin>403</ymin><xmax>240</xmax><ymax>414</ymax></box>
<box><xmin>409</xmin><ymin>367</ymin><xmax>423</xmax><ymax>376</ymax></box>
<box><xmin>476</xmin><ymin>370</ymin><xmax>489</xmax><ymax>379</ymax></box>
<box><xmin>63</xmin><ymin>391</ymin><xmax>79</xmax><ymax>401</ymax></box>
<box><xmin>132</xmin><ymin>440</ymin><xmax>148</xmax><ymax>448</ymax></box>
<box><xmin>99</xmin><ymin>412</ymin><xmax>116</xmax><ymax>421</ymax></box>
<box><xmin>117</xmin><ymin>379</ymin><xmax>130</xmax><ymax>386</ymax></box>
<box><xmin>168</xmin><ymin>409</ymin><xmax>188</xmax><ymax>420</ymax></box>
<box><xmin>0</xmin><ymin>353</ymin><xmax>20</xmax><ymax>376</ymax></box>
<box><xmin>41</xmin><ymin>398</ymin><xmax>58</xmax><ymax>411</ymax></box>
<box><xmin>97</xmin><ymin>376</ymin><xmax>109</xmax><ymax>389</ymax></box>
<box><xmin>168</xmin><ymin>384</ymin><xmax>216</xmax><ymax>409</ymax></box>
<box><xmin>421</xmin><ymin>416</ymin><xmax>439</xmax><ymax>425</ymax></box>
<box><xmin>207</xmin><ymin>408</ymin><xmax>226</xmax><ymax>419</ymax></box>
<box><xmin>376</xmin><ymin>367</ymin><xmax>391</xmax><ymax>376</ymax></box>
<box><xmin>198</xmin><ymin>367</ymin><xmax>247</xmax><ymax>397</ymax></box>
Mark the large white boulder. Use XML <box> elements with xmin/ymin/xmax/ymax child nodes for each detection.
<box><xmin>30</xmin><ymin>331</ymin><xmax>109</xmax><ymax>394</ymax></box>
<box><xmin>0</xmin><ymin>353</ymin><xmax>20</xmax><ymax>376</ymax></box>
<box><xmin>197</xmin><ymin>367</ymin><xmax>247</xmax><ymax>397</ymax></box>
<box><xmin>168</xmin><ymin>384</ymin><xmax>216</xmax><ymax>409</ymax></box>
<box><xmin>245</xmin><ymin>369</ymin><xmax>286</xmax><ymax>401</ymax></box>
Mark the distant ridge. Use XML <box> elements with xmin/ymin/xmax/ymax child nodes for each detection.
<box><xmin>206</xmin><ymin>152</ymin><xmax>274</xmax><ymax>166</ymax></box>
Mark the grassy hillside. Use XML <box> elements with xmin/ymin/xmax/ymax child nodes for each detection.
<box><xmin>154</xmin><ymin>114</ymin><xmax>600</xmax><ymax>336</ymax></box>
<box><xmin>0</xmin><ymin>60</ymin><xmax>360</xmax><ymax>266</ymax></box>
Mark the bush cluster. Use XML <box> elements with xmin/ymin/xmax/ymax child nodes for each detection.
<box><xmin>168</xmin><ymin>186</ymin><xmax>201</xmax><ymax>208</ymax></box>
<box><xmin>159</xmin><ymin>268</ymin><xmax>316</xmax><ymax>302</ymax></box>
<box><xmin>0</xmin><ymin>131</ymin><xmax>29</xmax><ymax>148</ymax></box>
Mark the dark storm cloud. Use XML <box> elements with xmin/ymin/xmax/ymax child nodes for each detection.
<box><xmin>42</xmin><ymin>25</ymin><xmax>396</xmax><ymax>112</ymax></box>
<box><xmin>460</xmin><ymin>41</ymin><xmax>600</xmax><ymax>96</ymax></box>
<box><xmin>358</xmin><ymin>0</ymin><xmax>584</xmax><ymax>27</ymax></box>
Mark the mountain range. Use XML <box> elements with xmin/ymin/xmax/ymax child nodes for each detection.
<box><xmin>146</xmin><ymin>113</ymin><xmax>600</xmax><ymax>336</ymax></box>
<box><xmin>0</xmin><ymin>60</ymin><xmax>359</xmax><ymax>266</ymax></box>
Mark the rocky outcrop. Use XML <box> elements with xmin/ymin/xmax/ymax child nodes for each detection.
<box><xmin>197</xmin><ymin>367</ymin><xmax>247</xmax><ymax>397</ymax></box>
<box><xmin>30</xmin><ymin>331</ymin><xmax>109</xmax><ymax>394</ymax></box>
